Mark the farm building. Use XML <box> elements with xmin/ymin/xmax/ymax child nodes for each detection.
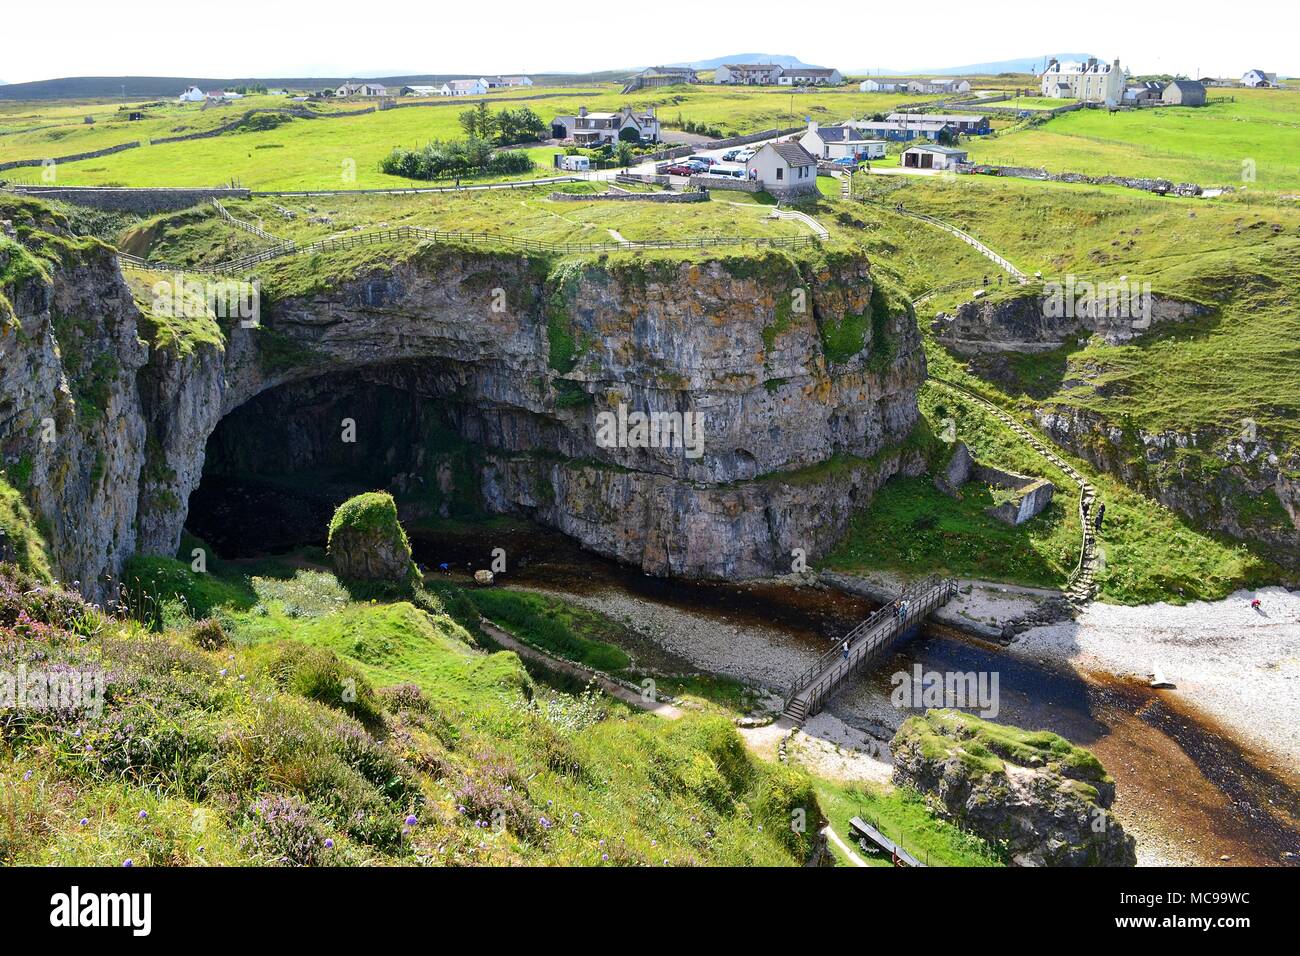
<box><xmin>336</xmin><ymin>82</ymin><xmax>388</xmax><ymax>97</ymax></box>
<box><xmin>859</xmin><ymin>79</ymin><xmax>902</xmax><ymax>92</ymax></box>
<box><xmin>1162</xmin><ymin>79</ymin><xmax>1206</xmax><ymax>106</ymax></box>
<box><xmin>440</xmin><ymin>79</ymin><xmax>488</xmax><ymax>96</ymax></box>
<box><xmin>778</xmin><ymin>67</ymin><xmax>843</xmax><ymax>86</ymax></box>
<box><xmin>177</xmin><ymin>85</ymin><xmax>205</xmax><ymax>102</ymax></box>
<box><xmin>886</xmin><ymin>112</ymin><xmax>989</xmax><ymax>134</ymax></box>
<box><xmin>483</xmin><ymin>75</ymin><xmax>533</xmax><ymax>88</ymax></box>
<box><xmin>1242</xmin><ymin>69</ymin><xmax>1278</xmax><ymax>88</ymax></box>
<box><xmin>745</xmin><ymin>140</ymin><xmax>819</xmax><ymax>196</ymax></box>
<box><xmin>901</xmin><ymin>144</ymin><xmax>968</xmax><ymax>170</ymax></box>
<box><xmin>1122</xmin><ymin>82</ymin><xmax>1164</xmax><ymax>104</ymax></box>
<box><xmin>624</xmin><ymin>66</ymin><xmax>698</xmax><ymax>92</ymax></box>
<box><xmin>1040</xmin><ymin>57</ymin><xmax>1126</xmax><ymax>105</ymax></box>
<box><xmin>401</xmin><ymin>85</ymin><xmax>440</xmax><ymax>96</ymax></box>
<box><xmin>799</xmin><ymin>122</ymin><xmax>886</xmax><ymax>160</ymax></box>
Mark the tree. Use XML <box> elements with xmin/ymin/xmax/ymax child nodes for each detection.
<box><xmin>473</xmin><ymin>101</ymin><xmax>496</xmax><ymax>141</ymax></box>
<box><xmin>458</xmin><ymin>108</ymin><xmax>479</xmax><ymax>138</ymax></box>
<box><xmin>615</xmin><ymin>141</ymin><xmax>634</xmax><ymax>168</ymax></box>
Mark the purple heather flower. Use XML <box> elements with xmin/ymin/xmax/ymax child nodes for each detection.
<box><xmin>138</xmin><ymin>810</ymin><xmax>148</xmax><ymax>819</ymax></box>
<box><xmin>122</xmin><ymin>859</ymin><xmax>133</xmax><ymax>868</ymax></box>
<box><xmin>405</xmin><ymin>814</ymin><xmax>418</xmax><ymax>827</ymax></box>
<box><xmin>324</xmin><ymin>839</ymin><xmax>335</xmax><ymax>850</ymax></box>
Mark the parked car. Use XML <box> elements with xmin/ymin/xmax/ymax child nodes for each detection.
<box><xmin>665</xmin><ymin>163</ymin><xmax>695</xmax><ymax>176</ymax></box>
<box><xmin>685</xmin><ymin>159</ymin><xmax>711</xmax><ymax>173</ymax></box>
<box><xmin>734</xmin><ymin>148</ymin><xmax>757</xmax><ymax>162</ymax></box>
<box><xmin>721</xmin><ymin>149</ymin><xmax>742</xmax><ymax>161</ymax></box>
<box><xmin>830</xmin><ymin>156</ymin><xmax>858</xmax><ymax>168</ymax></box>
<box><xmin>687</xmin><ymin>155</ymin><xmax>718</xmax><ymax>167</ymax></box>
<box><xmin>706</xmin><ymin>164</ymin><xmax>745</xmax><ymax>179</ymax></box>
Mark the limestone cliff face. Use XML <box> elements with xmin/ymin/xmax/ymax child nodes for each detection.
<box><xmin>1035</xmin><ymin>404</ymin><xmax>1300</xmax><ymax>566</ymax></box>
<box><xmin>0</xmin><ymin>235</ymin><xmax>149</xmax><ymax>597</ymax></box>
<box><xmin>1</xmin><ymin>230</ymin><xmax>927</xmax><ymax>592</ymax></box>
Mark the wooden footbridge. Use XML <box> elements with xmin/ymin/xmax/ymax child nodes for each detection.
<box><xmin>782</xmin><ymin>575</ymin><xmax>958</xmax><ymax>722</ymax></box>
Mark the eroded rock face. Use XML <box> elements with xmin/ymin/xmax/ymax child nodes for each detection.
<box><xmin>1</xmin><ymin>234</ymin><xmax>928</xmax><ymax>592</ymax></box>
<box><xmin>932</xmin><ymin>287</ymin><xmax>1208</xmax><ymax>354</ymax></box>
<box><xmin>892</xmin><ymin>710</ymin><xmax>1137</xmax><ymax>867</ymax></box>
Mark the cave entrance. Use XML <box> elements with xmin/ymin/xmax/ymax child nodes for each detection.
<box><xmin>184</xmin><ymin>361</ymin><xmax>483</xmax><ymax>559</ymax></box>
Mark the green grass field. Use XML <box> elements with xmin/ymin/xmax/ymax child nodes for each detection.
<box><xmin>968</xmin><ymin>88</ymin><xmax>1300</xmax><ymax>191</ymax></box>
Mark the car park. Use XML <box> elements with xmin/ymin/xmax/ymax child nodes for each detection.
<box><xmin>665</xmin><ymin>163</ymin><xmax>695</xmax><ymax>176</ymax></box>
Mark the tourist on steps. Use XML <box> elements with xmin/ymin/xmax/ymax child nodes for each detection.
<box><xmin>1095</xmin><ymin>503</ymin><xmax>1106</xmax><ymax>532</ymax></box>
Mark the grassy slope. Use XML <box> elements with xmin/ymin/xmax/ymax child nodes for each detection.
<box><xmin>966</xmin><ymin>88</ymin><xmax>1300</xmax><ymax>192</ymax></box>
<box><xmin>2</xmin><ymin>561</ymin><xmax>823</xmax><ymax>866</ymax></box>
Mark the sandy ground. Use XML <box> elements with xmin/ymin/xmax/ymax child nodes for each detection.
<box><xmin>1012</xmin><ymin>586</ymin><xmax>1300</xmax><ymax>765</ymax></box>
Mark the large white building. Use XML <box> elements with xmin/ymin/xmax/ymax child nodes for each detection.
<box><xmin>1039</xmin><ymin>57</ymin><xmax>1126</xmax><ymax>105</ymax></box>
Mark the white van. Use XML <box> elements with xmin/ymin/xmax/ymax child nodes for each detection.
<box><xmin>557</xmin><ymin>154</ymin><xmax>590</xmax><ymax>172</ymax></box>
<box><xmin>707</xmin><ymin>164</ymin><xmax>746</xmax><ymax>179</ymax></box>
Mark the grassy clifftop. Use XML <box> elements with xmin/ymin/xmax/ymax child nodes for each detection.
<box><xmin>1</xmin><ymin>561</ymin><xmax>821</xmax><ymax>866</ymax></box>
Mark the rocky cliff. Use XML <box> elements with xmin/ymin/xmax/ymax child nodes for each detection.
<box><xmin>892</xmin><ymin>709</ymin><xmax>1136</xmax><ymax>867</ymax></box>
<box><xmin>0</xmin><ymin>200</ymin><xmax>928</xmax><ymax>593</ymax></box>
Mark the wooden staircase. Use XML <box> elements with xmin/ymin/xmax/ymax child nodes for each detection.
<box><xmin>782</xmin><ymin>576</ymin><xmax>957</xmax><ymax>722</ymax></box>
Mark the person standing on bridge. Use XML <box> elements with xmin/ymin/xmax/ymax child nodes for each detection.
<box><xmin>842</xmin><ymin>640</ymin><xmax>850</xmax><ymax>660</ymax></box>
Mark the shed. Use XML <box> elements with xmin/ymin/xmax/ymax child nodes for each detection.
<box><xmin>1162</xmin><ymin>79</ymin><xmax>1206</xmax><ymax>106</ymax></box>
<box><xmin>901</xmin><ymin>144</ymin><xmax>968</xmax><ymax>170</ymax></box>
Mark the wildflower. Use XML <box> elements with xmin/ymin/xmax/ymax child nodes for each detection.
<box><xmin>122</xmin><ymin>859</ymin><xmax>133</xmax><ymax>868</ymax></box>
<box><xmin>22</xmin><ymin>770</ymin><xmax>32</xmax><ymax>781</ymax></box>
<box><xmin>79</xmin><ymin>818</ymin><xmax>89</xmax><ymax>827</ymax></box>
<box><xmin>324</xmin><ymin>838</ymin><xmax>335</xmax><ymax>850</ymax></box>
<box><xmin>405</xmin><ymin>814</ymin><xmax>418</xmax><ymax>827</ymax></box>
<box><xmin>601</xmin><ymin>853</ymin><xmax>609</xmax><ymax>861</ymax></box>
<box><xmin>139</xmin><ymin>810</ymin><xmax>148</xmax><ymax>820</ymax></box>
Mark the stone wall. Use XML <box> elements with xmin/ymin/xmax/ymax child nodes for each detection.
<box><xmin>10</xmin><ymin>186</ymin><xmax>251</xmax><ymax>214</ymax></box>
<box><xmin>548</xmin><ymin>189</ymin><xmax>707</xmax><ymax>203</ymax></box>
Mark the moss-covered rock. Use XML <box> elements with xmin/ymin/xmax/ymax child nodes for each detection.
<box><xmin>891</xmin><ymin>709</ymin><xmax>1136</xmax><ymax>867</ymax></box>
<box><xmin>327</xmin><ymin>492</ymin><xmax>415</xmax><ymax>584</ymax></box>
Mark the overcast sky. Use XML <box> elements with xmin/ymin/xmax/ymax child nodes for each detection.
<box><xmin>3</xmin><ymin>0</ymin><xmax>1295</xmax><ymax>84</ymax></box>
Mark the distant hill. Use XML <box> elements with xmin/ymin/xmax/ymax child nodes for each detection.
<box><xmin>850</xmin><ymin>53</ymin><xmax>1099</xmax><ymax>77</ymax></box>
<box><xmin>664</xmin><ymin>53</ymin><xmax>825</xmax><ymax>71</ymax></box>
<box><xmin>0</xmin><ymin>72</ymin><xmax>625</xmax><ymax>100</ymax></box>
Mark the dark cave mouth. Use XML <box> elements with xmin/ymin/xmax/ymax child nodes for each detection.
<box><xmin>183</xmin><ymin>363</ymin><xmax>487</xmax><ymax>560</ymax></box>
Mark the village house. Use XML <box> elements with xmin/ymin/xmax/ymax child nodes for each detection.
<box><xmin>336</xmin><ymin>82</ymin><xmax>388</xmax><ymax>97</ymax></box>
<box><xmin>745</xmin><ymin>140</ymin><xmax>819</xmax><ymax>196</ymax></box>
<box><xmin>623</xmin><ymin>66</ymin><xmax>699</xmax><ymax>93</ymax></box>
<box><xmin>901</xmin><ymin>143</ymin><xmax>969</xmax><ymax>170</ymax></box>
<box><xmin>551</xmin><ymin>106</ymin><xmax>660</xmax><ymax>145</ymax></box>
<box><xmin>1241</xmin><ymin>69</ymin><xmax>1278</xmax><ymax>88</ymax></box>
<box><xmin>859</xmin><ymin>79</ymin><xmax>902</xmax><ymax>92</ymax></box>
<box><xmin>887</xmin><ymin>112</ymin><xmax>989</xmax><ymax>134</ymax></box>
<box><xmin>1039</xmin><ymin>57</ymin><xmax>1126</xmax><ymax>105</ymax></box>
<box><xmin>178</xmin><ymin>85</ymin><xmax>205</xmax><ymax>102</ymax></box>
<box><xmin>778</xmin><ymin>67</ymin><xmax>843</xmax><ymax>86</ymax></box>
<box><xmin>714</xmin><ymin>63</ymin><xmax>785</xmax><ymax>85</ymax></box>
<box><xmin>906</xmin><ymin>78</ymin><xmax>971</xmax><ymax>94</ymax></box>
<box><xmin>441</xmin><ymin>79</ymin><xmax>488</xmax><ymax>96</ymax></box>
<box><xmin>842</xmin><ymin>118</ymin><xmax>953</xmax><ymax>143</ymax></box>
<box><xmin>401</xmin><ymin>85</ymin><xmax>440</xmax><ymax>96</ymax></box>
<box><xmin>1162</xmin><ymin>79</ymin><xmax>1207</xmax><ymax>106</ymax></box>
<box><xmin>798</xmin><ymin>122</ymin><xmax>886</xmax><ymax>160</ymax></box>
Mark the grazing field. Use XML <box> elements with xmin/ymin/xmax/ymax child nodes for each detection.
<box><xmin>967</xmin><ymin>88</ymin><xmax>1300</xmax><ymax>191</ymax></box>
<box><xmin>2</xmin><ymin>85</ymin><xmax>917</xmax><ymax>188</ymax></box>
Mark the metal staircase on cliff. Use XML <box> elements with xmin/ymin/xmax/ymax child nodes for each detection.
<box><xmin>929</xmin><ymin>377</ymin><xmax>1102</xmax><ymax>607</ymax></box>
<box><xmin>782</xmin><ymin>576</ymin><xmax>958</xmax><ymax>722</ymax></box>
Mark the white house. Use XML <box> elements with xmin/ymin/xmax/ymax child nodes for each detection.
<box><xmin>552</xmin><ymin>105</ymin><xmax>660</xmax><ymax>145</ymax></box>
<box><xmin>715</xmin><ymin>63</ymin><xmax>784</xmax><ymax>85</ymax></box>
<box><xmin>906</xmin><ymin>78</ymin><xmax>971</xmax><ymax>94</ymax></box>
<box><xmin>440</xmin><ymin>79</ymin><xmax>489</xmax><ymax>96</ymax></box>
<box><xmin>745</xmin><ymin>140</ymin><xmax>819</xmax><ymax>195</ymax></box>
<box><xmin>336</xmin><ymin>82</ymin><xmax>388</xmax><ymax>97</ymax></box>
<box><xmin>178</xmin><ymin>85</ymin><xmax>205</xmax><ymax>102</ymax></box>
<box><xmin>799</xmin><ymin>122</ymin><xmax>886</xmax><ymax>160</ymax></box>
<box><xmin>1039</xmin><ymin>57</ymin><xmax>1126</xmax><ymax>105</ymax></box>
<box><xmin>1242</xmin><ymin>69</ymin><xmax>1278</xmax><ymax>88</ymax></box>
<box><xmin>859</xmin><ymin>79</ymin><xmax>901</xmax><ymax>92</ymax></box>
<box><xmin>901</xmin><ymin>144</ymin><xmax>968</xmax><ymax>170</ymax></box>
<box><xmin>778</xmin><ymin>67</ymin><xmax>843</xmax><ymax>86</ymax></box>
<box><xmin>483</xmin><ymin>75</ymin><xmax>533</xmax><ymax>88</ymax></box>
<box><xmin>402</xmin><ymin>85</ymin><xmax>441</xmax><ymax>96</ymax></box>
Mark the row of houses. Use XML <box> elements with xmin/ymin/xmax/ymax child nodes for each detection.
<box><xmin>342</xmin><ymin>76</ymin><xmax>534</xmax><ymax>98</ymax></box>
<box><xmin>714</xmin><ymin>63</ymin><xmax>844</xmax><ymax>85</ymax></box>
<box><xmin>798</xmin><ymin>110</ymin><xmax>988</xmax><ymax>156</ymax></box>
<box><xmin>858</xmin><ymin>77</ymin><xmax>972</xmax><ymax>94</ymax></box>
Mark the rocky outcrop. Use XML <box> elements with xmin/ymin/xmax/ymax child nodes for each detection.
<box><xmin>892</xmin><ymin>709</ymin><xmax>1136</xmax><ymax>867</ymax></box>
<box><xmin>1035</xmin><ymin>404</ymin><xmax>1300</xmax><ymax>566</ymax></box>
<box><xmin>0</xmin><ymin>204</ymin><xmax>928</xmax><ymax>592</ymax></box>
<box><xmin>932</xmin><ymin>286</ymin><xmax>1208</xmax><ymax>354</ymax></box>
<box><xmin>327</xmin><ymin>492</ymin><xmax>414</xmax><ymax>583</ymax></box>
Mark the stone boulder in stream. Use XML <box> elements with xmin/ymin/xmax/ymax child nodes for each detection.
<box><xmin>327</xmin><ymin>492</ymin><xmax>415</xmax><ymax>584</ymax></box>
<box><xmin>891</xmin><ymin>709</ymin><xmax>1136</xmax><ymax>866</ymax></box>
